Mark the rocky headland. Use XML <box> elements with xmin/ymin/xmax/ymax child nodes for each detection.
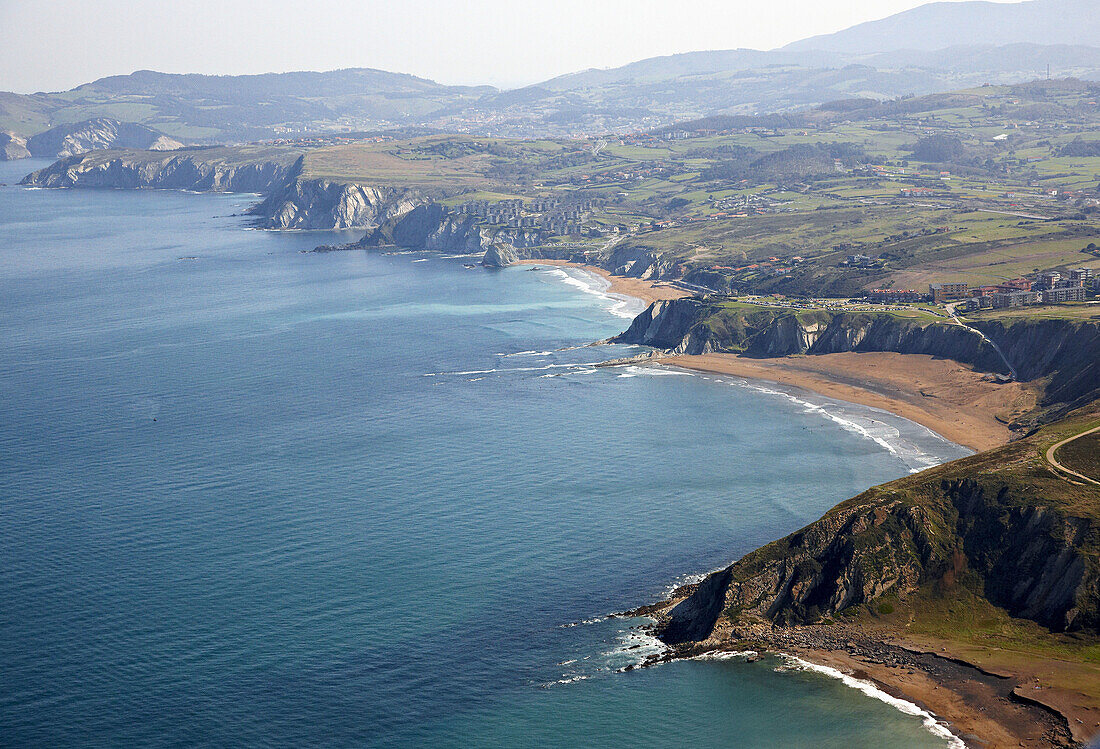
<box><xmin>18</xmin><ymin>149</ymin><xmax>430</xmax><ymax>231</ymax></box>
<box><xmin>2</xmin><ymin>118</ymin><xmax>183</xmax><ymax>161</ymax></box>
<box><xmin>611</xmin><ymin>297</ymin><xmax>1100</xmax><ymax>747</ymax></box>
<box><xmin>625</xmin><ymin>410</ymin><xmax>1100</xmax><ymax>746</ymax></box>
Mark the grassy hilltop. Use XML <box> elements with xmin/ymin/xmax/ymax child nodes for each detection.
<box><xmin>198</xmin><ymin>78</ymin><xmax>1100</xmax><ymax>299</ymax></box>
<box><xmin>29</xmin><ymin>78</ymin><xmax>1100</xmax><ymax>306</ymax></box>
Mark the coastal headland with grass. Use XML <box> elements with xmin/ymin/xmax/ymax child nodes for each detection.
<box><xmin>14</xmin><ymin>75</ymin><xmax>1100</xmax><ymax>748</ymax></box>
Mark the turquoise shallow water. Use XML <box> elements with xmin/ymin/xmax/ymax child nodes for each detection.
<box><xmin>0</xmin><ymin>160</ymin><xmax>970</xmax><ymax>747</ymax></box>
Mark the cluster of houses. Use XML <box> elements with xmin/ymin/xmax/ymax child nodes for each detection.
<box><xmin>455</xmin><ymin>198</ymin><xmax>596</xmax><ymax>236</ymax></box>
<box><xmin>928</xmin><ymin>268</ymin><xmax>1096</xmax><ymax>310</ymax></box>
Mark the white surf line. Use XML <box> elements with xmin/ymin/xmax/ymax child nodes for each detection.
<box><xmin>497</xmin><ymin>350</ymin><xmax>556</xmax><ymax>358</ymax></box>
<box><xmin>423</xmin><ymin>362</ymin><xmax>600</xmax><ymax>377</ymax></box>
<box><xmin>693</xmin><ymin>650</ymin><xmax>758</xmax><ymax>661</ymax></box>
<box><xmin>536</xmin><ymin>265</ymin><xmax>646</xmax><ymax>320</ymax></box>
<box><xmin>780</xmin><ymin>655</ymin><xmax>965</xmax><ymax>748</ymax></box>
<box><xmin>646</xmin><ymin>363</ymin><xmax>964</xmax><ymax>473</ymax></box>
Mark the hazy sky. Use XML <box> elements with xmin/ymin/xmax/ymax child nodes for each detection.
<box><xmin>0</xmin><ymin>0</ymin><xmax>1025</xmax><ymax>93</ymax></box>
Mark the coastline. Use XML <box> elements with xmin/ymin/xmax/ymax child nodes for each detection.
<box><xmin>513</xmin><ymin>259</ymin><xmax>691</xmax><ymax>305</ymax></box>
<box><xmin>661</xmin><ymin>352</ymin><xmax>1038</xmax><ymax>453</ymax></box>
<box><xmin>680</xmin><ymin>625</ymin><xmax>1085</xmax><ymax>748</ymax></box>
<box><xmin>525</xmin><ymin>258</ymin><xmax>1032</xmax><ymax>454</ymax></box>
<box><xmin>539</xmin><ymin>262</ymin><xmax>1076</xmax><ymax>745</ymax></box>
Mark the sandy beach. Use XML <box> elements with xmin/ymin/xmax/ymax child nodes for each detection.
<box><xmin>784</xmin><ymin>634</ymin><xmax>1092</xmax><ymax>748</ymax></box>
<box><xmin>662</xmin><ymin>352</ymin><xmax>1039</xmax><ymax>452</ymax></box>
<box><xmin>552</xmin><ymin>264</ymin><xmax>1085</xmax><ymax>744</ymax></box>
<box><xmin>523</xmin><ymin>260</ymin><xmax>1034</xmax><ymax>452</ymax></box>
<box><xmin>515</xmin><ymin>259</ymin><xmax>691</xmax><ymax>305</ymax></box>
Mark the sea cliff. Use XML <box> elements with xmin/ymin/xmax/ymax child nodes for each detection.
<box><xmin>1</xmin><ymin>118</ymin><xmax>183</xmax><ymax>161</ymax></box>
<box><xmin>19</xmin><ymin>150</ymin><xmax>429</xmax><ymax>231</ymax></box>
<box><xmin>615</xmin><ymin>299</ymin><xmax>1100</xmax><ymax>414</ymax></box>
<box><xmin>253</xmin><ymin>177</ymin><xmax>424</xmax><ymax>230</ymax></box>
<box><xmin>21</xmin><ymin>150</ymin><xmax>297</xmax><ymax>194</ymax></box>
<box><xmin>631</xmin><ymin>406</ymin><xmax>1100</xmax><ymax>747</ymax></box>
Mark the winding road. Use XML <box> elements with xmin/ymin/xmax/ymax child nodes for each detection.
<box><xmin>1045</xmin><ymin>425</ymin><xmax>1100</xmax><ymax>486</ymax></box>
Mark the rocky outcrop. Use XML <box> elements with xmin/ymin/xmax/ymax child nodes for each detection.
<box><xmin>604</xmin><ymin>244</ymin><xmax>677</xmax><ymax>280</ymax></box>
<box><xmin>21</xmin><ymin>150</ymin><xmax>297</xmax><ymax>194</ymax></box>
<box><xmin>0</xmin><ymin>132</ymin><xmax>30</xmax><ymax>161</ymax></box>
<box><xmin>250</xmin><ymin>177</ymin><xmax>424</xmax><ymax>230</ymax></box>
<box><xmin>19</xmin><ymin>150</ymin><xmax>431</xmax><ymax>231</ymax></box>
<box><xmin>650</xmin><ymin>432</ymin><xmax>1100</xmax><ymax>648</ymax></box>
<box><xmin>360</xmin><ymin>203</ymin><xmax>546</xmax><ymax>258</ymax></box>
<box><xmin>24</xmin><ymin>118</ymin><xmax>183</xmax><ymax>159</ymax></box>
<box><xmin>615</xmin><ymin>300</ymin><xmax>1002</xmax><ymax>363</ymax></box>
<box><xmin>615</xmin><ymin>299</ymin><xmax>715</xmax><ymax>352</ymax></box>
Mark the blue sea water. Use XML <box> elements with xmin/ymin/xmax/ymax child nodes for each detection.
<box><xmin>0</xmin><ymin>159</ymin><xmax>971</xmax><ymax>747</ymax></box>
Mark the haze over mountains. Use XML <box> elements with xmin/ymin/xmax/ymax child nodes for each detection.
<box><xmin>786</xmin><ymin>0</ymin><xmax>1099</xmax><ymax>53</ymax></box>
<box><xmin>2</xmin><ymin>0</ymin><xmax>1099</xmax><ymax>156</ymax></box>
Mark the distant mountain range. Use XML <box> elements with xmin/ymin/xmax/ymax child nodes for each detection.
<box><xmin>2</xmin><ymin>0</ymin><xmax>1100</xmax><ymax>154</ymax></box>
<box><xmin>786</xmin><ymin>0</ymin><xmax>1100</xmax><ymax>54</ymax></box>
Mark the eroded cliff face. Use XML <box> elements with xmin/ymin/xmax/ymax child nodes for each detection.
<box><xmin>25</xmin><ymin>119</ymin><xmax>183</xmax><ymax>159</ymax></box>
<box><xmin>614</xmin><ymin>300</ymin><xmax>1100</xmax><ymax>400</ymax></box>
<box><xmin>653</xmin><ymin>460</ymin><xmax>1099</xmax><ymax>648</ymax></box>
<box><xmin>0</xmin><ymin>132</ymin><xmax>31</xmax><ymax>161</ymax></box>
<box><xmin>362</xmin><ymin>204</ymin><xmax>544</xmax><ymax>256</ymax></box>
<box><xmin>604</xmin><ymin>245</ymin><xmax>676</xmax><ymax>280</ymax></box>
<box><xmin>973</xmin><ymin>318</ymin><xmax>1100</xmax><ymax>409</ymax></box>
<box><xmin>19</xmin><ymin>151</ymin><xmax>426</xmax><ymax>231</ymax></box>
<box><xmin>615</xmin><ymin>299</ymin><xmax>716</xmax><ymax>353</ymax></box>
<box><xmin>21</xmin><ymin>151</ymin><xmax>297</xmax><ymax>194</ymax></box>
<box><xmin>251</xmin><ymin>178</ymin><xmax>424</xmax><ymax>230</ymax></box>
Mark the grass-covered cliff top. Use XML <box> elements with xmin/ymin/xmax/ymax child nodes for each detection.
<box><xmin>841</xmin><ymin>405</ymin><xmax>1100</xmax><ymax>522</ymax></box>
<box><xmin>703</xmin><ymin>403</ymin><xmax>1100</xmax><ymax>678</ymax></box>
<box><xmin>44</xmin><ymin>144</ymin><xmax>306</xmax><ymax>169</ymax></box>
<box><xmin>26</xmin><ymin>78</ymin><xmax>1100</xmax><ymax>299</ymax></box>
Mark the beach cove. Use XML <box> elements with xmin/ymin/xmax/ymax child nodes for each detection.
<box><xmin>0</xmin><ymin>161</ymin><xmax>973</xmax><ymax>747</ymax></box>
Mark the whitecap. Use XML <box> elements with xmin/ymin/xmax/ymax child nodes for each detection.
<box><xmin>693</xmin><ymin>650</ymin><xmax>758</xmax><ymax>661</ymax></box>
<box><xmin>540</xmin><ymin>675</ymin><xmax>590</xmax><ymax>687</ymax></box>
<box><xmin>500</xmin><ymin>350</ymin><xmax>554</xmax><ymax>358</ymax></box>
<box><xmin>779</xmin><ymin>655</ymin><xmax>964</xmax><ymax>748</ymax></box>
<box><xmin>560</xmin><ymin>616</ymin><xmax>609</xmax><ymax>628</ymax></box>
<box><xmin>700</xmin><ymin>374</ymin><xmax>967</xmax><ymax>473</ymax></box>
<box><xmin>536</xmin><ymin>266</ymin><xmax>646</xmax><ymax>320</ymax></box>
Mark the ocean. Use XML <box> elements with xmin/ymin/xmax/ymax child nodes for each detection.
<box><xmin>0</xmin><ymin>159</ymin><xmax>971</xmax><ymax>747</ymax></box>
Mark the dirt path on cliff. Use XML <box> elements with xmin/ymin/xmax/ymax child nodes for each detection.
<box><xmin>1046</xmin><ymin>424</ymin><xmax>1100</xmax><ymax>486</ymax></box>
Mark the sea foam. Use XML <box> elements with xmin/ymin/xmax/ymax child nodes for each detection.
<box><xmin>779</xmin><ymin>655</ymin><xmax>965</xmax><ymax>748</ymax></box>
<box><xmin>540</xmin><ymin>267</ymin><xmax>646</xmax><ymax>320</ymax></box>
